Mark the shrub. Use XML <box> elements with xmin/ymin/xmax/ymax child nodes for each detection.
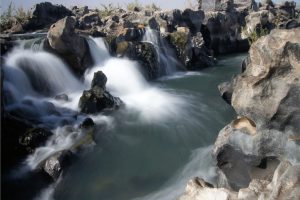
<box><xmin>243</xmin><ymin>26</ymin><xmax>269</xmax><ymax>45</ymax></box>
<box><xmin>98</xmin><ymin>3</ymin><xmax>120</xmax><ymax>18</ymax></box>
<box><xmin>145</xmin><ymin>3</ymin><xmax>161</xmax><ymax>11</ymax></box>
<box><xmin>127</xmin><ymin>0</ymin><xmax>142</xmax><ymax>11</ymax></box>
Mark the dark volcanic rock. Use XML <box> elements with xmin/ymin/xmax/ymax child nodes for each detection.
<box><xmin>45</xmin><ymin>16</ymin><xmax>93</xmax><ymax>74</ymax></box>
<box><xmin>43</xmin><ymin>150</ymin><xmax>74</xmax><ymax>180</ymax></box>
<box><xmin>78</xmin><ymin>71</ymin><xmax>123</xmax><ymax>114</ymax></box>
<box><xmin>19</xmin><ymin>128</ymin><xmax>53</xmax><ymax>153</ymax></box>
<box><xmin>23</xmin><ymin>2</ymin><xmax>73</xmax><ymax>31</ymax></box>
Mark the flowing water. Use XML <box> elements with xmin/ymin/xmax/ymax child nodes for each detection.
<box><xmin>2</xmin><ymin>35</ymin><xmax>245</xmax><ymax>200</ymax></box>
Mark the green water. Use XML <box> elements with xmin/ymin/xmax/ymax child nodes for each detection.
<box><xmin>54</xmin><ymin>54</ymin><xmax>245</xmax><ymax>200</ymax></box>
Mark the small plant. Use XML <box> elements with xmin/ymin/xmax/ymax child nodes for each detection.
<box><xmin>0</xmin><ymin>2</ymin><xmax>32</xmax><ymax>31</ymax></box>
<box><xmin>127</xmin><ymin>0</ymin><xmax>142</xmax><ymax>11</ymax></box>
<box><xmin>145</xmin><ymin>3</ymin><xmax>161</xmax><ymax>11</ymax></box>
<box><xmin>243</xmin><ymin>26</ymin><xmax>269</xmax><ymax>45</ymax></box>
<box><xmin>98</xmin><ymin>3</ymin><xmax>120</xmax><ymax>18</ymax></box>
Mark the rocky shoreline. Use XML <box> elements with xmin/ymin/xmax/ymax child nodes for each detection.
<box><xmin>1</xmin><ymin>0</ymin><xmax>300</xmax><ymax>199</ymax></box>
<box><xmin>180</xmin><ymin>27</ymin><xmax>300</xmax><ymax>200</ymax></box>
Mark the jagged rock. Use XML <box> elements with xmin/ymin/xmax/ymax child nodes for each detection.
<box><xmin>78</xmin><ymin>71</ymin><xmax>123</xmax><ymax>114</ymax></box>
<box><xmin>212</xmin><ymin>28</ymin><xmax>300</xmax><ymax>191</ymax></box>
<box><xmin>203</xmin><ymin>10</ymin><xmax>249</xmax><ymax>54</ymax></box>
<box><xmin>46</xmin><ymin>16</ymin><xmax>93</xmax><ymax>74</ymax></box>
<box><xmin>23</xmin><ymin>2</ymin><xmax>73</xmax><ymax>31</ymax></box>
<box><xmin>19</xmin><ymin>128</ymin><xmax>52</xmax><ymax>153</ymax></box>
<box><xmin>79</xmin><ymin>12</ymin><xmax>102</xmax><ymax>29</ymax></box>
<box><xmin>43</xmin><ymin>150</ymin><xmax>74</xmax><ymax>180</ymax></box>
<box><xmin>181</xmin><ymin>9</ymin><xmax>205</xmax><ymax>34</ymax></box>
<box><xmin>180</xmin><ymin>161</ymin><xmax>300</xmax><ymax>200</ymax></box>
<box><xmin>215</xmin><ymin>0</ymin><xmax>235</xmax><ymax>12</ymax></box>
<box><xmin>218</xmin><ymin>81</ymin><xmax>234</xmax><ymax>104</ymax></box>
<box><xmin>168</xmin><ymin>29</ymin><xmax>214</xmax><ymax>70</ymax></box>
<box><xmin>235</xmin><ymin>0</ymin><xmax>258</xmax><ymax>11</ymax></box>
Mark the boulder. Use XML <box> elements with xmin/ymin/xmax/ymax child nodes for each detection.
<box><xmin>43</xmin><ymin>150</ymin><xmax>74</xmax><ymax>180</ymax></box>
<box><xmin>19</xmin><ymin>128</ymin><xmax>52</xmax><ymax>153</ymax></box>
<box><xmin>46</xmin><ymin>16</ymin><xmax>93</xmax><ymax>74</ymax></box>
<box><xmin>180</xmin><ymin>161</ymin><xmax>300</xmax><ymax>200</ymax></box>
<box><xmin>78</xmin><ymin>71</ymin><xmax>123</xmax><ymax>114</ymax></box>
<box><xmin>23</xmin><ymin>2</ymin><xmax>73</xmax><ymax>31</ymax></box>
<box><xmin>181</xmin><ymin>9</ymin><xmax>205</xmax><ymax>34</ymax></box>
<box><xmin>213</xmin><ymin>28</ymin><xmax>300</xmax><ymax>190</ymax></box>
<box><xmin>79</xmin><ymin>12</ymin><xmax>102</xmax><ymax>29</ymax></box>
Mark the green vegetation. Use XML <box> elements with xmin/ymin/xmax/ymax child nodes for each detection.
<box><xmin>170</xmin><ymin>31</ymin><xmax>189</xmax><ymax>50</ymax></box>
<box><xmin>0</xmin><ymin>2</ymin><xmax>31</xmax><ymax>31</ymax></box>
<box><xmin>242</xmin><ymin>26</ymin><xmax>269</xmax><ymax>45</ymax></box>
<box><xmin>97</xmin><ymin>3</ymin><xmax>120</xmax><ymax>18</ymax></box>
<box><xmin>144</xmin><ymin>3</ymin><xmax>161</xmax><ymax>11</ymax></box>
<box><xmin>126</xmin><ymin>0</ymin><xmax>142</xmax><ymax>11</ymax></box>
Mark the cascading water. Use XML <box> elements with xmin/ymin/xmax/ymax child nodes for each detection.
<box><xmin>3</xmin><ymin>33</ymin><xmax>245</xmax><ymax>200</ymax></box>
<box><xmin>142</xmin><ymin>27</ymin><xmax>181</xmax><ymax>75</ymax></box>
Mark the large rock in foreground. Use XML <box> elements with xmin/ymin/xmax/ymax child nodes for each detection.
<box><xmin>45</xmin><ymin>16</ymin><xmax>93</xmax><ymax>74</ymax></box>
<box><xmin>180</xmin><ymin>160</ymin><xmax>300</xmax><ymax>200</ymax></box>
<box><xmin>78</xmin><ymin>71</ymin><xmax>123</xmax><ymax>114</ymax></box>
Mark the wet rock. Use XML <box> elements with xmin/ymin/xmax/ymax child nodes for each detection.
<box><xmin>91</xmin><ymin>71</ymin><xmax>107</xmax><ymax>89</ymax></box>
<box><xmin>181</xmin><ymin>9</ymin><xmax>205</xmax><ymax>34</ymax></box>
<box><xmin>43</xmin><ymin>150</ymin><xmax>74</xmax><ymax>180</ymax></box>
<box><xmin>80</xmin><ymin>118</ymin><xmax>95</xmax><ymax>129</ymax></box>
<box><xmin>78</xmin><ymin>71</ymin><xmax>123</xmax><ymax>114</ymax></box>
<box><xmin>19</xmin><ymin>128</ymin><xmax>53</xmax><ymax>153</ymax></box>
<box><xmin>180</xmin><ymin>161</ymin><xmax>300</xmax><ymax>200</ymax></box>
<box><xmin>23</xmin><ymin>2</ymin><xmax>73</xmax><ymax>31</ymax></box>
<box><xmin>55</xmin><ymin>93</ymin><xmax>69</xmax><ymax>101</ymax></box>
<box><xmin>46</xmin><ymin>16</ymin><xmax>93</xmax><ymax>74</ymax></box>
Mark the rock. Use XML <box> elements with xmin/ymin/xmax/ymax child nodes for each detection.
<box><xmin>79</xmin><ymin>12</ymin><xmax>102</xmax><ymax>29</ymax></box>
<box><xmin>232</xmin><ymin>28</ymin><xmax>300</xmax><ymax>130</ymax></box>
<box><xmin>218</xmin><ymin>81</ymin><xmax>234</xmax><ymax>104</ymax></box>
<box><xmin>180</xmin><ymin>161</ymin><xmax>300</xmax><ymax>200</ymax></box>
<box><xmin>78</xmin><ymin>71</ymin><xmax>123</xmax><ymax>114</ymax></box>
<box><xmin>148</xmin><ymin>17</ymin><xmax>159</xmax><ymax>30</ymax></box>
<box><xmin>91</xmin><ymin>71</ymin><xmax>107</xmax><ymax>89</ymax></box>
<box><xmin>215</xmin><ymin>0</ymin><xmax>235</xmax><ymax>12</ymax></box>
<box><xmin>23</xmin><ymin>2</ymin><xmax>73</xmax><ymax>31</ymax></box>
<box><xmin>46</xmin><ymin>16</ymin><xmax>93</xmax><ymax>74</ymax></box>
<box><xmin>212</xmin><ymin>28</ymin><xmax>300</xmax><ymax>191</ymax></box>
<box><xmin>80</xmin><ymin>118</ymin><xmax>95</xmax><ymax>129</ymax></box>
<box><xmin>235</xmin><ymin>0</ymin><xmax>258</xmax><ymax>11</ymax></box>
<box><xmin>181</xmin><ymin>9</ymin><xmax>205</xmax><ymax>34</ymax></box>
<box><xmin>54</xmin><ymin>93</ymin><xmax>69</xmax><ymax>101</ymax></box>
<box><xmin>19</xmin><ymin>128</ymin><xmax>52</xmax><ymax>153</ymax></box>
<box><xmin>203</xmin><ymin>10</ymin><xmax>249</xmax><ymax>54</ymax></box>
<box><xmin>43</xmin><ymin>150</ymin><xmax>74</xmax><ymax>180</ymax></box>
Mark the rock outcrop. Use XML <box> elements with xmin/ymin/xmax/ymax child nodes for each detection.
<box><xmin>181</xmin><ymin>27</ymin><xmax>300</xmax><ymax>199</ymax></box>
<box><xmin>180</xmin><ymin>160</ymin><xmax>300</xmax><ymax>200</ymax></box>
<box><xmin>78</xmin><ymin>71</ymin><xmax>123</xmax><ymax>114</ymax></box>
<box><xmin>45</xmin><ymin>16</ymin><xmax>93</xmax><ymax>74</ymax></box>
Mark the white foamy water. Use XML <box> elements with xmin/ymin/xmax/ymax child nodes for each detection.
<box><xmin>142</xmin><ymin>27</ymin><xmax>180</xmax><ymax>75</ymax></box>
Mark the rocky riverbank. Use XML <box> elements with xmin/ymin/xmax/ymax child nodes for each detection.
<box><xmin>1</xmin><ymin>0</ymin><xmax>300</xmax><ymax>199</ymax></box>
<box><xmin>180</xmin><ymin>27</ymin><xmax>300</xmax><ymax>200</ymax></box>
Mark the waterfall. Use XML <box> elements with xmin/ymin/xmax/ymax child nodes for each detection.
<box><xmin>142</xmin><ymin>27</ymin><xmax>180</xmax><ymax>75</ymax></box>
<box><xmin>86</xmin><ymin>36</ymin><xmax>110</xmax><ymax>65</ymax></box>
<box><xmin>85</xmin><ymin>38</ymin><xmax>187</xmax><ymax>122</ymax></box>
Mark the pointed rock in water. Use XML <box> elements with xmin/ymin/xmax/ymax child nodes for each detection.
<box><xmin>78</xmin><ymin>71</ymin><xmax>123</xmax><ymax>114</ymax></box>
<box><xmin>43</xmin><ymin>150</ymin><xmax>74</xmax><ymax>180</ymax></box>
